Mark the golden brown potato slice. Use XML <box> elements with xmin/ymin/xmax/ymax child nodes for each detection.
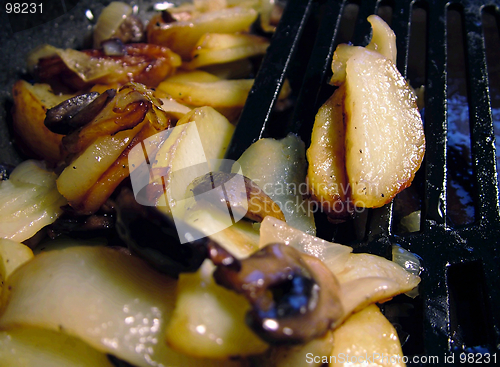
<box><xmin>0</xmin><ymin>327</ymin><xmax>115</xmax><ymax>367</ymax></box>
<box><xmin>183</xmin><ymin>33</ymin><xmax>269</xmax><ymax>70</ymax></box>
<box><xmin>0</xmin><ymin>247</ymin><xmax>243</xmax><ymax>367</ymax></box>
<box><xmin>11</xmin><ymin>81</ymin><xmax>73</xmax><ymax>162</ymax></box>
<box><xmin>165</xmin><ymin>261</ymin><xmax>268</xmax><ymax>358</ymax></box>
<box><xmin>158</xmin><ymin>78</ymin><xmax>253</xmax><ymax>107</ymax></box>
<box><xmin>344</xmin><ymin>47</ymin><xmax>425</xmax><ymax>208</ymax></box>
<box><xmin>330</xmin><ymin>304</ymin><xmax>405</xmax><ymax>367</ymax></box>
<box><xmin>306</xmin><ymin>84</ymin><xmax>351</xmax><ymax>219</ymax></box>
<box><xmin>147</xmin><ymin>7</ymin><xmax>258</xmax><ymax>60</ymax></box>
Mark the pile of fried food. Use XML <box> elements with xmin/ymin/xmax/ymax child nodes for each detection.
<box><xmin>0</xmin><ymin>1</ymin><xmax>425</xmax><ymax>366</ymax></box>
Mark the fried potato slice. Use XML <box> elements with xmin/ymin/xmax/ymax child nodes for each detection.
<box><xmin>183</xmin><ymin>33</ymin><xmax>269</xmax><ymax>70</ymax></box>
<box><xmin>147</xmin><ymin>7</ymin><xmax>258</xmax><ymax>60</ymax></box>
<box><xmin>0</xmin><ymin>239</ymin><xmax>33</xmax><ymax>282</ymax></box>
<box><xmin>165</xmin><ymin>260</ymin><xmax>269</xmax><ymax>358</ymax></box>
<box><xmin>0</xmin><ymin>161</ymin><xmax>66</xmax><ymax>243</ymax></box>
<box><xmin>143</xmin><ymin>107</ymin><xmax>234</xmax><ymax>214</ymax></box>
<box><xmin>11</xmin><ymin>81</ymin><xmax>73</xmax><ymax>162</ymax></box>
<box><xmin>317</xmin><ymin>15</ymin><xmax>424</xmax><ymax>209</ymax></box>
<box><xmin>0</xmin><ymin>327</ymin><xmax>114</xmax><ymax>367</ymax></box>
<box><xmin>344</xmin><ymin>47</ymin><xmax>425</xmax><ymax>208</ymax></box>
<box><xmin>0</xmin><ymin>246</ymin><xmax>243</xmax><ymax>367</ymax></box>
<box><xmin>236</xmin><ymin>134</ymin><xmax>316</xmax><ymax>235</ymax></box>
<box><xmin>306</xmin><ymin>84</ymin><xmax>351</xmax><ymax>219</ymax></box>
<box><xmin>329</xmin><ymin>304</ymin><xmax>405</xmax><ymax>367</ymax></box>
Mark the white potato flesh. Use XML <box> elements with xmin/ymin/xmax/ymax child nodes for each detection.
<box><xmin>0</xmin><ymin>327</ymin><xmax>114</xmax><ymax>367</ymax></box>
<box><xmin>184</xmin><ymin>203</ymin><xmax>261</xmax><ymax>259</ymax></box>
<box><xmin>236</xmin><ymin>134</ymin><xmax>316</xmax><ymax>235</ymax></box>
<box><xmin>158</xmin><ymin>79</ymin><xmax>255</xmax><ymax>107</ymax></box>
<box><xmin>165</xmin><ymin>260</ymin><xmax>268</xmax><ymax>358</ymax></box>
<box><xmin>0</xmin><ymin>239</ymin><xmax>34</xmax><ymax>308</ymax></box>
<box><xmin>344</xmin><ymin>47</ymin><xmax>425</xmax><ymax>208</ymax></box>
<box><xmin>330</xmin><ymin>304</ymin><xmax>405</xmax><ymax>367</ymax></box>
<box><xmin>148</xmin><ymin>7</ymin><xmax>258</xmax><ymax>60</ymax></box>
<box><xmin>0</xmin><ymin>246</ymin><xmax>242</xmax><ymax>367</ymax></box>
<box><xmin>184</xmin><ymin>33</ymin><xmax>269</xmax><ymax>69</ymax></box>
<box><xmin>366</xmin><ymin>14</ymin><xmax>397</xmax><ymax>63</ymax></box>
<box><xmin>0</xmin><ymin>160</ymin><xmax>67</xmax><ymax>242</ymax></box>
<box><xmin>148</xmin><ymin>106</ymin><xmax>234</xmax><ymax>214</ymax></box>
<box><xmin>0</xmin><ymin>239</ymin><xmax>33</xmax><ymax>281</ymax></box>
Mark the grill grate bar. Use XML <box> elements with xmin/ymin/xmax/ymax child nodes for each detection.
<box><xmin>223</xmin><ymin>0</ymin><xmax>500</xmax><ymax>355</ymax></box>
<box><xmin>422</xmin><ymin>0</ymin><xmax>448</xmax><ymax>229</ymax></box>
<box><xmin>224</xmin><ymin>0</ymin><xmax>314</xmax><ymax>162</ymax></box>
<box><xmin>462</xmin><ymin>1</ymin><xmax>500</xmax><ymax>224</ymax></box>
<box><xmin>352</xmin><ymin>0</ymin><xmax>379</xmax><ymax>46</ymax></box>
<box><xmin>393</xmin><ymin>0</ymin><xmax>413</xmax><ymax>79</ymax></box>
<box><xmin>287</xmin><ymin>0</ymin><xmax>345</xmax><ymax>143</ymax></box>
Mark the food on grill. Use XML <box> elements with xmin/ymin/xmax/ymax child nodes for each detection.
<box><xmin>147</xmin><ymin>7</ymin><xmax>259</xmax><ymax>60</ymax></box>
<box><xmin>191</xmin><ymin>171</ymin><xmax>286</xmax><ymax>222</ymax></box>
<box><xmin>0</xmin><ymin>2</ymin><xmax>423</xmax><ymax>366</ymax></box>
<box><xmin>183</xmin><ymin>33</ymin><xmax>270</xmax><ymax>70</ymax></box>
<box><xmin>11</xmin><ymin>81</ymin><xmax>74</xmax><ymax>162</ymax></box>
<box><xmin>0</xmin><ymin>160</ymin><xmax>66</xmax><ymax>242</ymax></box>
<box><xmin>307</xmin><ymin>15</ymin><xmax>425</xmax><ymax>214</ymax></box>
<box><xmin>0</xmin><ymin>239</ymin><xmax>34</xmax><ymax>300</ymax></box>
<box><xmin>0</xmin><ymin>246</ymin><xmax>240</xmax><ymax>367</ymax></box>
<box><xmin>329</xmin><ymin>304</ymin><xmax>405</xmax><ymax>367</ymax></box>
<box><xmin>55</xmin><ymin>83</ymin><xmax>172</xmax><ymax>214</ymax></box>
<box><xmin>236</xmin><ymin>134</ymin><xmax>316</xmax><ymax>235</ymax></box>
<box><xmin>0</xmin><ymin>327</ymin><xmax>115</xmax><ymax>367</ymax></box>
<box><xmin>93</xmin><ymin>1</ymin><xmax>145</xmax><ymax>48</ymax></box>
<box><xmin>165</xmin><ymin>260</ymin><xmax>269</xmax><ymax>358</ymax></box>
<box><xmin>31</xmin><ymin>43</ymin><xmax>181</xmax><ymax>91</ymax></box>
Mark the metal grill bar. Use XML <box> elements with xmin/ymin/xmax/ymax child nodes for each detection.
<box><xmin>462</xmin><ymin>0</ymin><xmax>500</xmax><ymax>224</ymax></box>
<box><xmin>225</xmin><ymin>0</ymin><xmax>500</xmax><ymax>356</ymax></box>
<box><xmin>422</xmin><ymin>0</ymin><xmax>448</xmax><ymax>228</ymax></box>
<box><xmin>224</xmin><ymin>0</ymin><xmax>315</xmax><ymax>162</ymax></box>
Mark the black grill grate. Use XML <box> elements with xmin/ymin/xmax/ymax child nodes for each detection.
<box><xmin>226</xmin><ymin>0</ymin><xmax>500</xmax><ymax>357</ymax></box>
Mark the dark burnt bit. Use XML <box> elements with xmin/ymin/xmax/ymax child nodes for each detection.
<box><xmin>213</xmin><ymin>243</ymin><xmax>344</xmax><ymax>345</ymax></box>
<box><xmin>114</xmin><ymin>187</ymin><xmax>209</xmax><ymax>278</ymax></box>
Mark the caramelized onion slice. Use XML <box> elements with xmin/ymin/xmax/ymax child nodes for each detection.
<box><xmin>213</xmin><ymin>243</ymin><xmax>344</xmax><ymax>345</ymax></box>
<box><xmin>36</xmin><ymin>44</ymin><xmax>181</xmax><ymax>91</ymax></box>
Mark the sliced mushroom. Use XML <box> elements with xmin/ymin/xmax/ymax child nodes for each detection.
<box><xmin>191</xmin><ymin>171</ymin><xmax>286</xmax><ymax>223</ymax></box>
<box><xmin>213</xmin><ymin>243</ymin><xmax>344</xmax><ymax>345</ymax></box>
<box><xmin>44</xmin><ymin>90</ymin><xmax>115</xmax><ymax>135</ymax></box>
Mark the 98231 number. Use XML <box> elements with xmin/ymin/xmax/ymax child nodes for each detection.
<box><xmin>5</xmin><ymin>3</ymin><xmax>42</xmax><ymax>14</ymax></box>
<box><xmin>460</xmin><ymin>353</ymin><xmax>497</xmax><ymax>364</ymax></box>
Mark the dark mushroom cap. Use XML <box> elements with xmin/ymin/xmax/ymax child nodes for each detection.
<box><xmin>213</xmin><ymin>243</ymin><xmax>344</xmax><ymax>344</ymax></box>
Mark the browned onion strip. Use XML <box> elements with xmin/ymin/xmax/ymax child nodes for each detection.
<box><xmin>69</xmin><ymin>120</ymin><xmax>166</xmax><ymax>214</ymax></box>
<box><xmin>36</xmin><ymin>43</ymin><xmax>181</xmax><ymax>91</ymax></box>
<box><xmin>61</xmin><ymin>83</ymin><xmax>169</xmax><ymax>155</ymax></box>
<box><xmin>212</xmin><ymin>243</ymin><xmax>344</xmax><ymax>345</ymax></box>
